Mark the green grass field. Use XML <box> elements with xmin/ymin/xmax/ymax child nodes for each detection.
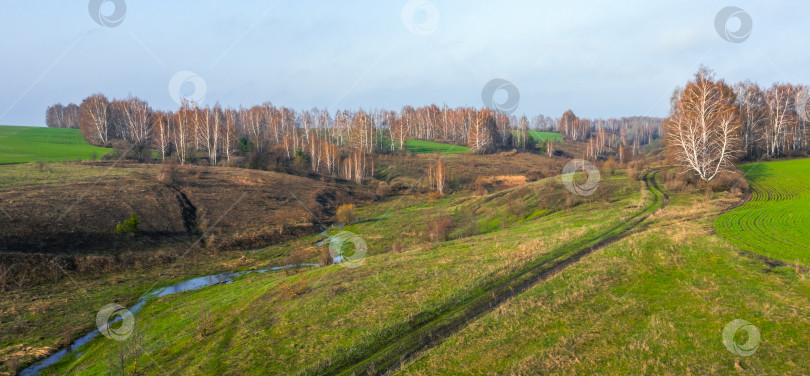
<box><xmin>0</xmin><ymin>125</ymin><xmax>111</xmax><ymax>164</ymax></box>
<box><xmin>9</xmin><ymin>160</ymin><xmax>810</xmax><ymax>375</ymax></box>
<box><xmin>528</xmin><ymin>131</ymin><xmax>563</xmax><ymax>143</ymax></box>
<box><xmin>399</xmin><ymin>191</ymin><xmax>810</xmax><ymax>375</ymax></box>
<box><xmin>715</xmin><ymin>158</ymin><xmax>810</xmax><ymax>266</ymax></box>
<box><xmin>32</xmin><ymin>170</ymin><xmax>810</xmax><ymax>375</ymax></box>
<box><xmin>404</xmin><ymin>139</ymin><xmax>469</xmax><ymax>154</ymax></box>
<box><xmin>41</xmin><ymin>173</ymin><xmax>648</xmax><ymax>375</ymax></box>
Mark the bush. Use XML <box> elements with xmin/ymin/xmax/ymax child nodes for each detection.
<box><xmin>157</xmin><ymin>161</ymin><xmax>180</xmax><ymax>187</ymax></box>
<box><xmin>246</xmin><ymin>149</ymin><xmax>269</xmax><ymax>170</ymax></box>
<box><xmin>625</xmin><ymin>160</ymin><xmax>646</xmax><ymax>181</ymax></box>
<box><xmin>102</xmin><ymin>149</ymin><xmax>123</xmax><ymax>160</ymax></box>
<box><xmin>389</xmin><ymin>242</ymin><xmax>405</xmax><ymax>253</ymax></box>
<box><xmin>603</xmin><ymin>158</ymin><xmax>617</xmax><ymax>176</ymax></box>
<box><xmin>665</xmin><ymin>178</ymin><xmax>690</xmax><ymax>193</ymax></box>
<box><xmin>376</xmin><ymin>181</ymin><xmax>391</xmax><ymax>198</ymax></box>
<box><xmin>336</xmin><ymin>204</ymin><xmax>357</xmax><ymax>225</ymax></box>
<box><xmin>708</xmin><ymin>170</ymin><xmax>749</xmax><ymax>193</ymax></box>
<box><xmin>505</xmin><ymin>198</ymin><xmax>527</xmax><ymax>220</ymax></box>
<box><xmin>115</xmin><ymin>213</ymin><xmax>141</xmax><ymax>234</ymax></box>
<box><xmin>283</xmin><ymin>246</ymin><xmax>318</xmax><ymax>274</ymax></box>
<box><xmin>424</xmin><ymin>212</ymin><xmax>454</xmax><ymax>242</ymax></box>
<box><xmin>389</xmin><ymin>180</ymin><xmax>404</xmax><ymax>193</ymax></box>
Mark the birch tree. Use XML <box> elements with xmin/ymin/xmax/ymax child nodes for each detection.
<box><xmin>664</xmin><ymin>68</ymin><xmax>741</xmax><ymax>182</ymax></box>
<box><xmin>79</xmin><ymin>94</ymin><xmax>110</xmax><ymax>145</ymax></box>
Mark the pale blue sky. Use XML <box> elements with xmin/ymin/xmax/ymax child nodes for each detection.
<box><xmin>1</xmin><ymin>0</ymin><xmax>809</xmax><ymax>126</ymax></box>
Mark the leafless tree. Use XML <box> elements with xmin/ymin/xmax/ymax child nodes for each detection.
<box><xmin>79</xmin><ymin>94</ymin><xmax>110</xmax><ymax>145</ymax></box>
<box><xmin>152</xmin><ymin>111</ymin><xmax>172</xmax><ymax>161</ymax></box>
<box><xmin>664</xmin><ymin>68</ymin><xmax>741</xmax><ymax>182</ymax></box>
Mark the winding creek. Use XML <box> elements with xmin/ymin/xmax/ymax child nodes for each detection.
<box><xmin>21</xmin><ymin>227</ymin><xmax>366</xmax><ymax>375</ymax></box>
<box><xmin>20</xmin><ymin>263</ymin><xmax>319</xmax><ymax>375</ymax></box>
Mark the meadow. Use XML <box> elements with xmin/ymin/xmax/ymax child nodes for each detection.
<box><xmin>529</xmin><ymin>130</ymin><xmax>564</xmax><ymax>143</ymax></box>
<box><xmin>401</xmin><ymin>132</ymin><xmax>563</xmax><ymax>155</ymax></box>
<box><xmin>26</xmin><ymin>166</ymin><xmax>810</xmax><ymax>375</ymax></box>
<box><xmin>715</xmin><ymin>158</ymin><xmax>810</xmax><ymax>266</ymax></box>
<box><xmin>4</xmin><ymin>127</ymin><xmax>810</xmax><ymax>375</ymax></box>
<box><xmin>399</xmin><ymin>189</ymin><xmax>810</xmax><ymax>375</ymax></box>
<box><xmin>36</xmin><ymin>170</ymin><xmax>653</xmax><ymax>375</ymax></box>
<box><xmin>404</xmin><ymin>139</ymin><xmax>469</xmax><ymax>154</ymax></box>
<box><xmin>0</xmin><ymin>125</ymin><xmax>111</xmax><ymax>164</ymax></box>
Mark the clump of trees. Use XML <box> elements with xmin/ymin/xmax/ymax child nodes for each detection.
<box><xmin>46</xmin><ymin>103</ymin><xmax>80</xmax><ymax>128</ymax></box>
<box><xmin>736</xmin><ymin>81</ymin><xmax>809</xmax><ymax>159</ymax></box>
<box><xmin>559</xmin><ymin>109</ymin><xmax>662</xmax><ymax>162</ymax></box>
<box><xmin>665</xmin><ymin>66</ymin><xmax>810</xmax><ymax>182</ymax></box>
<box><xmin>66</xmin><ymin>94</ymin><xmax>542</xmax><ymax>183</ymax></box>
<box><xmin>56</xmin><ymin>90</ymin><xmax>666</xmax><ymax>186</ymax></box>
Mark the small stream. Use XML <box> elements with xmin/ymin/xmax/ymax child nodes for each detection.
<box><xmin>20</xmin><ymin>263</ymin><xmax>318</xmax><ymax>376</ymax></box>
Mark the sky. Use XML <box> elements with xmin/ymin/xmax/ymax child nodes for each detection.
<box><xmin>1</xmin><ymin>0</ymin><xmax>809</xmax><ymax>126</ymax></box>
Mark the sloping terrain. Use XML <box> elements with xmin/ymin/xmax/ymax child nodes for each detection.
<box><xmin>0</xmin><ymin>126</ymin><xmax>111</xmax><ymax>164</ymax></box>
<box><xmin>399</xmin><ymin>188</ymin><xmax>810</xmax><ymax>375</ymax></box>
<box><xmin>715</xmin><ymin>158</ymin><xmax>810</xmax><ymax>266</ymax></box>
<box><xmin>0</xmin><ymin>162</ymin><xmax>372</xmax><ymax>290</ymax></box>
<box><xmin>36</xmin><ymin>171</ymin><xmax>655</xmax><ymax>375</ymax></box>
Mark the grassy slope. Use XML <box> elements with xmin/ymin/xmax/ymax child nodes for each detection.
<box><xmin>0</xmin><ymin>125</ymin><xmax>111</xmax><ymax>164</ymax></box>
<box><xmin>715</xmin><ymin>158</ymin><xmax>810</xmax><ymax>266</ymax></box>
<box><xmin>529</xmin><ymin>131</ymin><xmax>563</xmax><ymax>143</ymax></box>
<box><xmin>404</xmin><ymin>139</ymin><xmax>469</xmax><ymax>154</ymax></box>
<box><xmin>21</xmin><ymin>165</ymin><xmax>810</xmax><ymax>375</ymax></box>
<box><xmin>43</xmin><ymin>175</ymin><xmax>644</xmax><ymax>375</ymax></box>
<box><xmin>399</xmin><ymin>187</ymin><xmax>810</xmax><ymax>375</ymax></box>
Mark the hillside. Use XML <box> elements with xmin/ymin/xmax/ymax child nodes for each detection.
<box><xmin>716</xmin><ymin>158</ymin><xmax>810</xmax><ymax>265</ymax></box>
<box><xmin>0</xmin><ymin>126</ymin><xmax>111</xmax><ymax>164</ymax></box>
<box><xmin>6</xmin><ymin>162</ymin><xmax>807</xmax><ymax>375</ymax></box>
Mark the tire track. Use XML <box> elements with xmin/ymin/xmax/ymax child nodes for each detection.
<box><xmin>306</xmin><ymin>171</ymin><xmax>667</xmax><ymax>376</ymax></box>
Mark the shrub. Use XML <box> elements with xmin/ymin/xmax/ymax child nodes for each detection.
<box><xmin>198</xmin><ymin>307</ymin><xmax>214</xmax><ymax>338</ymax></box>
<box><xmin>389</xmin><ymin>180</ymin><xmax>404</xmax><ymax>193</ymax></box>
<box><xmin>565</xmin><ymin>194</ymin><xmax>579</xmax><ymax>209</ymax></box>
<box><xmin>424</xmin><ymin>212</ymin><xmax>454</xmax><ymax>242</ymax></box>
<box><xmin>376</xmin><ymin>181</ymin><xmax>391</xmax><ymax>198</ymax></box>
<box><xmin>319</xmin><ymin>247</ymin><xmax>334</xmax><ymax>266</ymax></box>
<box><xmin>603</xmin><ymin>158</ymin><xmax>617</xmax><ymax>176</ymax></box>
<box><xmin>626</xmin><ymin>160</ymin><xmax>646</xmax><ymax>181</ymax></box>
<box><xmin>389</xmin><ymin>242</ymin><xmax>405</xmax><ymax>253</ymax></box>
<box><xmin>708</xmin><ymin>170</ymin><xmax>749</xmax><ymax>193</ymax></box>
<box><xmin>102</xmin><ymin>149</ymin><xmax>123</xmax><ymax>160</ymax></box>
<box><xmin>283</xmin><ymin>246</ymin><xmax>318</xmax><ymax>274</ymax></box>
<box><xmin>505</xmin><ymin>199</ymin><xmax>527</xmax><ymax>220</ymax></box>
<box><xmin>479</xmin><ymin>218</ymin><xmax>501</xmax><ymax>233</ymax></box>
<box><xmin>115</xmin><ymin>213</ymin><xmax>141</xmax><ymax>234</ymax></box>
<box><xmin>665</xmin><ymin>178</ymin><xmax>689</xmax><ymax>193</ymax></box>
<box><xmin>157</xmin><ymin>161</ymin><xmax>180</xmax><ymax>187</ymax></box>
<box><xmin>336</xmin><ymin>204</ymin><xmax>357</xmax><ymax>225</ymax></box>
